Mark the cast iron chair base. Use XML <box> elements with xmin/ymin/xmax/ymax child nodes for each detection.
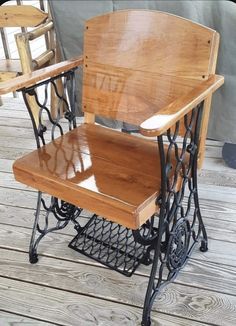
<box><xmin>20</xmin><ymin>69</ymin><xmax>208</xmax><ymax>326</ymax></box>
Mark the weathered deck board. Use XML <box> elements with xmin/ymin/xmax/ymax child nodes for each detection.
<box><xmin>0</xmin><ymin>247</ymin><xmax>236</xmax><ymax>299</ymax></box>
<box><xmin>1</xmin><ymin>192</ymin><xmax>236</xmax><ymax>245</ymax></box>
<box><xmin>0</xmin><ymin>97</ymin><xmax>236</xmax><ymax>325</ymax></box>
<box><xmin>0</xmin><ymin>223</ymin><xmax>236</xmax><ymax>276</ymax></box>
<box><xmin>0</xmin><ymin>277</ymin><xmax>210</xmax><ymax>326</ymax></box>
<box><xmin>0</xmin><ymin>247</ymin><xmax>236</xmax><ymax>325</ymax></box>
<box><xmin>0</xmin><ymin>311</ymin><xmax>54</xmax><ymax>326</ymax></box>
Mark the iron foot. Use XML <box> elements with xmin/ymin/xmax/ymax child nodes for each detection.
<box><xmin>29</xmin><ymin>252</ymin><xmax>39</xmax><ymax>264</ymax></box>
<box><xmin>200</xmin><ymin>239</ymin><xmax>208</xmax><ymax>252</ymax></box>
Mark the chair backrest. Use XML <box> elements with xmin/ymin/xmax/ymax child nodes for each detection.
<box><xmin>0</xmin><ymin>5</ymin><xmax>55</xmax><ymax>74</ymax></box>
<box><xmin>82</xmin><ymin>10</ymin><xmax>219</xmax><ymax>129</ymax></box>
<box><xmin>0</xmin><ymin>5</ymin><xmax>48</xmax><ymax>28</ymax></box>
<box><xmin>0</xmin><ymin>4</ymin><xmax>57</xmax><ymax>124</ymax></box>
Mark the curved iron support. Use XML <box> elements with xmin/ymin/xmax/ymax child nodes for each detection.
<box><xmin>20</xmin><ymin>68</ymin><xmax>208</xmax><ymax>326</ymax></box>
<box><xmin>141</xmin><ymin>102</ymin><xmax>208</xmax><ymax>325</ymax></box>
<box><xmin>29</xmin><ymin>191</ymin><xmax>82</xmax><ymax>264</ymax></box>
<box><xmin>21</xmin><ymin>69</ymin><xmax>85</xmax><ymax>263</ymax></box>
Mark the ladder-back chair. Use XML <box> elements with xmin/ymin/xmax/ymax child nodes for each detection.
<box><xmin>0</xmin><ymin>11</ymin><xmax>224</xmax><ymax>326</ymax></box>
<box><xmin>0</xmin><ymin>4</ymin><xmax>57</xmax><ymax>121</ymax></box>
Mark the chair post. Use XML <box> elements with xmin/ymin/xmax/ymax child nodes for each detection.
<box><xmin>15</xmin><ymin>32</ymin><xmax>40</xmax><ymax>126</ymax></box>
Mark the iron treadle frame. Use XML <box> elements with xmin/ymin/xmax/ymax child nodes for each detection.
<box><xmin>20</xmin><ymin>69</ymin><xmax>208</xmax><ymax>326</ymax></box>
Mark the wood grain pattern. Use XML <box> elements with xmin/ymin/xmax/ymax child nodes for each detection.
<box><xmin>0</xmin><ymin>277</ymin><xmax>208</xmax><ymax>326</ymax></box>
<box><xmin>83</xmin><ymin>62</ymin><xmax>201</xmax><ymax>126</ymax></box>
<box><xmin>3</xmin><ymin>181</ymin><xmax>236</xmax><ymax>224</ymax></box>
<box><xmin>13</xmin><ymin>123</ymin><xmax>188</xmax><ymax>229</ymax></box>
<box><xmin>0</xmin><ymin>222</ymin><xmax>236</xmax><ymax>271</ymax></box>
<box><xmin>32</xmin><ymin>49</ymin><xmax>55</xmax><ymax>69</ymax></box>
<box><xmin>0</xmin><ymin>6</ymin><xmax>48</xmax><ymax>27</ymax></box>
<box><xmin>140</xmin><ymin>75</ymin><xmax>224</xmax><ymax>136</ymax></box>
<box><xmin>13</xmin><ymin>124</ymin><xmax>163</xmax><ymax>229</ymax></box>
<box><xmin>1</xmin><ymin>184</ymin><xmax>236</xmax><ymax>244</ymax></box>
<box><xmin>0</xmin><ymin>246</ymin><xmax>236</xmax><ymax>325</ymax></box>
<box><xmin>198</xmin><ymin>32</ymin><xmax>220</xmax><ymax>167</ymax></box>
<box><xmin>82</xmin><ymin>10</ymin><xmax>223</xmax><ymax>167</ymax></box>
<box><xmin>0</xmin><ymin>248</ymin><xmax>236</xmax><ymax>319</ymax></box>
<box><xmin>83</xmin><ymin>10</ymin><xmax>223</xmax><ymax>167</ymax></box>
<box><xmin>1</xmin><ymin>245</ymin><xmax>236</xmax><ymax>297</ymax></box>
<box><xmin>0</xmin><ymin>311</ymin><xmax>52</xmax><ymax>326</ymax></box>
<box><xmin>82</xmin><ymin>10</ymin><xmax>221</xmax><ymax>126</ymax></box>
<box><xmin>84</xmin><ymin>10</ymin><xmax>216</xmax><ymax>78</ymax></box>
<box><xmin>28</xmin><ymin>20</ymin><xmax>53</xmax><ymax>41</ymax></box>
<box><xmin>0</xmin><ymin>57</ymin><xmax>83</xmax><ymax>95</ymax></box>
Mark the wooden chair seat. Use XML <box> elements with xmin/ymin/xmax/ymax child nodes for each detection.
<box><xmin>13</xmin><ymin>124</ymin><xmax>175</xmax><ymax>229</ymax></box>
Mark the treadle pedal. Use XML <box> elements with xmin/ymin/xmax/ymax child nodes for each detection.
<box><xmin>68</xmin><ymin>215</ymin><xmax>148</xmax><ymax>277</ymax></box>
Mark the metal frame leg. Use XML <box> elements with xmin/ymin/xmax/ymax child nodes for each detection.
<box><xmin>29</xmin><ymin>191</ymin><xmax>82</xmax><ymax>264</ymax></box>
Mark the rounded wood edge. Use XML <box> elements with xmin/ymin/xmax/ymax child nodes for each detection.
<box><xmin>85</xmin><ymin>9</ymin><xmax>218</xmax><ymax>34</ymax></box>
<box><xmin>139</xmin><ymin>75</ymin><xmax>224</xmax><ymax>137</ymax></box>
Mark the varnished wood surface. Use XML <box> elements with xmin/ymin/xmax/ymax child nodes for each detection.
<box><xmin>13</xmin><ymin>124</ymin><xmax>164</xmax><ymax>229</ymax></box>
<box><xmin>140</xmin><ymin>74</ymin><xmax>224</xmax><ymax>136</ymax></box>
<box><xmin>84</xmin><ymin>10</ymin><xmax>216</xmax><ymax>78</ymax></box>
<box><xmin>0</xmin><ymin>57</ymin><xmax>83</xmax><ymax>95</ymax></box>
<box><xmin>82</xmin><ymin>10</ymin><xmax>223</xmax><ymax>167</ymax></box>
<box><xmin>0</xmin><ymin>5</ymin><xmax>48</xmax><ymax>27</ymax></box>
<box><xmin>83</xmin><ymin>62</ymin><xmax>201</xmax><ymax>126</ymax></box>
<box><xmin>198</xmin><ymin>32</ymin><xmax>220</xmax><ymax>167</ymax></box>
<box><xmin>82</xmin><ymin>10</ymin><xmax>220</xmax><ymax>124</ymax></box>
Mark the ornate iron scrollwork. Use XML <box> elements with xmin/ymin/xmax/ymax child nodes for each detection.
<box><xmin>166</xmin><ymin>218</ymin><xmax>191</xmax><ymax>272</ymax></box>
<box><xmin>21</xmin><ymin>69</ymin><xmax>85</xmax><ymax>263</ymax></box>
<box><xmin>21</xmin><ymin>68</ymin><xmax>208</xmax><ymax>326</ymax></box>
<box><xmin>141</xmin><ymin>102</ymin><xmax>208</xmax><ymax>326</ymax></box>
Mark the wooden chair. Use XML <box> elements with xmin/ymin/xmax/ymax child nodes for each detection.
<box><xmin>0</xmin><ymin>11</ymin><xmax>224</xmax><ymax>326</ymax></box>
<box><xmin>0</xmin><ymin>4</ymin><xmax>56</xmax><ymax>121</ymax></box>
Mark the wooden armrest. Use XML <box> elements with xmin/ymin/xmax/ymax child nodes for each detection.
<box><xmin>0</xmin><ymin>56</ymin><xmax>83</xmax><ymax>95</ymax></box>
<box><xmin>140</xmin><ymin>75</ymin><xmax>224</xmax><ymax>137</ymax></box>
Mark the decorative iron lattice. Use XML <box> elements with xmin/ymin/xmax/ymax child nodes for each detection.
<box><xmin>21</xmin><ymin>69</ymin><xmax>85</xmax><ymax>263</ymax></box>
<box><xmin>141</xmin><ymin>102</ymin><xmax>208</xmax><ymax>326</ymax></box>
<box><xmin>21</xmin><ymin>69</ymin><xmax>208</xmax><ymax>326</ymax></box>
<box><xmin>22</xmin><ymin>69</ymin><xmax>78</xmax><ymax>148</ymax></box>
<box><xmin>69</xmin><ymin>214</ymin><xmax>157</xmax><ymax>276</ymax></box>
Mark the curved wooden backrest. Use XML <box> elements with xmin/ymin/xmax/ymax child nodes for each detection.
<box><xmin>0</xmin><ymin>5</ymin><xmax>48</xmax><ymax>27</ymax></box>
<box><xmin>82</xmin><ymin>10</ymin><xmax>219</xmax><ymax>126</ymax></box>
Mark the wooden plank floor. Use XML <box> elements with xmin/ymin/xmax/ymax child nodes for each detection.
<box><xmin>0</xmin><ymin>98</ymin><xmax>236</xmax><ymax>326</ymax></box>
